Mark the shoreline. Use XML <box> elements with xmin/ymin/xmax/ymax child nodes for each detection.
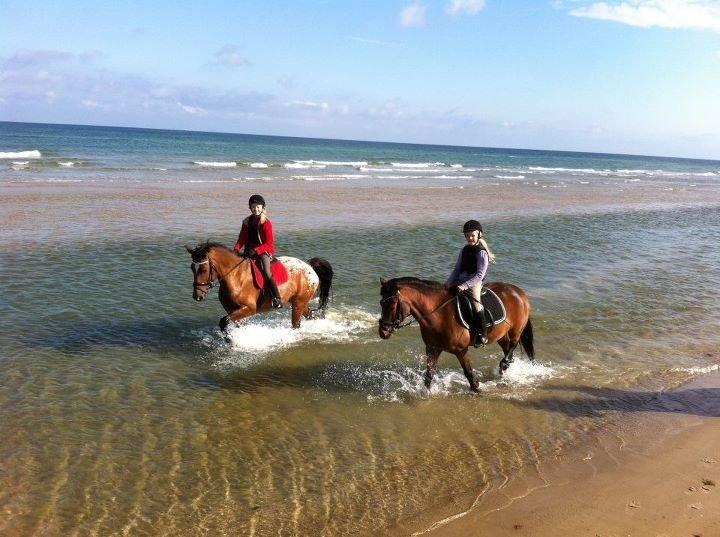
<box><xmin>3</xmin><ymin>178</ymin><xmax>719</xmax><ymax>246</ymax></box>
<box><xmin>395</xmin><ymin>369</ymin><xmax>720</xmax><ymax>537</ymax></box>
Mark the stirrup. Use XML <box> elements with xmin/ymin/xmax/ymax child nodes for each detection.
<box><xmin>271</xmin><ymin>297</ymin><xmax>283</xmax><ymax>309</ymax></box>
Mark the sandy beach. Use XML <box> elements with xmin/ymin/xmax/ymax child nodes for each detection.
<box><xmin>397</xmin><ymin>369</ymin><xmax>720</xmax><ymax>537</ymax></box>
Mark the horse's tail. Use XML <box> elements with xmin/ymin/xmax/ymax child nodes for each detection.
<box><xmin>308</xmin><ymin>257</ymin><xmax>333</xmax><ymax>310</ymax></box>
<box><xmin>519</xmin><ymin>318</ymin><xmax>535</xmax><ymax>361</ymax></box>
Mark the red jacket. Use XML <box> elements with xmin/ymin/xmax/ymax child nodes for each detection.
<box><xmin>234</xmin><ymin>214</ymin><xmax>275</xmax><ymax>256</ymax></box>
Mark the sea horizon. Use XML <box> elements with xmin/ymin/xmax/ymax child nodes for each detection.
<box><xmin>3</xmin><ymin>119</ymin><xmax>719</xmax><ymax>164</ymax></box>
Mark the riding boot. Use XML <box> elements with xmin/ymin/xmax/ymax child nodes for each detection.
<box><xmin>478</xmin><ymin>309</ymin><xmax>489</xmax><ymax>347</ymax></box>
<box><xmin>473</xmin><ymin>308</ymin><xmax>488</xmax><ymax>348</ymax></box>
<box><xmin>267</xmin><ymin>277</ymin><xmax>283</xmax><ymax>309</ymax></box>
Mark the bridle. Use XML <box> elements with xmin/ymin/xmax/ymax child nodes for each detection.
<box><xmin>192</xmin><ymin>254</ymin><xmax>247</xmax><ymax>291</ymax></box>
<box><xmin>379</xmin><ymin>291</ymin><xmax>414</xmax><ymax>330</ymax></box>
<box><xmin>379</xmin><ymin>289</ymin><xmax>457</xmax><ymax>331</ymax></box>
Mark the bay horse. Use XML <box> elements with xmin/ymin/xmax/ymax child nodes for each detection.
<box><xmin>186</xmin><ymin>242</ymin><xmax>333</xmax><ymax>334</ymax></box>
<box><xmin>378</xmin><ymin>277</ymin><xmax>534</xmax><ymax>393</ymax></box>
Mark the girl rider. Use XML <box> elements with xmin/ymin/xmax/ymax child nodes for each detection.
<box><xmin>234</xmin><ymin>194</ymin><xmax>283</xmax><ymax>309</ymax></box>
<box><xmin>446</xmin><ymin>220</ymin><xmax>496</xmax><ymax>347</ymax></box>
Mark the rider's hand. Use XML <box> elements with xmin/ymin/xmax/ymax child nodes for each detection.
<box><xmin>244</xmin><ymin>248</ymin><xmax>256</xmax><ymax>258</ymax></box>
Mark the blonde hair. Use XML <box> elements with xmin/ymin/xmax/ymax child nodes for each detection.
<box><xmin>478</xmin><ymin>235</ymin><xmax>496</xmax><ymax>263</ymax></box>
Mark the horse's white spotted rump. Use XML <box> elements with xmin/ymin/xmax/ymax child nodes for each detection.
<box><xmin>277</xmin><ymin>256</ymin><xmax>319</xmax><ymax>292</ymax></box>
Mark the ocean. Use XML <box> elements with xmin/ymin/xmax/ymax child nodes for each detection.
<box><xmin>2</xmin><ymin>121</ymin><xmax>720</xmax><ymax>535</ymax></box>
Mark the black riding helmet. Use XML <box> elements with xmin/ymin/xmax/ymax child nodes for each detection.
<box><xmin>463</xmin><ymin>219</ymin><xmax>483</xmax><ymax>234</ymax></box>
<box><xmin>248</xmin><ymin>194</ymin><xmax>266</xmax><ymax>207</ymax></box>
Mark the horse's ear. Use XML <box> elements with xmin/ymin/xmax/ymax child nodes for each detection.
<box><xmin>185</xmin><ymin>245</ymin><xmax>194</xmax><ymax>255</ymax></box>
<box><xmin>379</xmin><ymin>277</ymin><xmax>387</xmax><ymax>286</ymax></box>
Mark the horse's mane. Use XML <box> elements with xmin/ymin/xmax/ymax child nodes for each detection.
<box><xmin>381</xmin><ymin>277</ymin><xmax>447</xmax><ymax>296</ymax></box>
<box><xmin>190</xmin><ymin>241</ymin><xmax>232</xmax><ymax>262</ymax></box>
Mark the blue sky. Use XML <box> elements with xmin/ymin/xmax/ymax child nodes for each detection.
<box><xmin>1</xmin><ymin>0</ymin><xmax>720</xmax><ymax>158</ymax></box>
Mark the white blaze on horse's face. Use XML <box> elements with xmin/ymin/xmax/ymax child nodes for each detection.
<box><xmin>464</xmin><ymin>230</ymin><xmax>480</xmax><ymax>245</ymax></box>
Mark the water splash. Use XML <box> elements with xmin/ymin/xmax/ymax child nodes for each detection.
<box><xmin>194</xmin><ymin>307</ymin><xmax>377</xmax><ymax>369</ymax></box>
<box><xmin>322</xmin><ymin>358</ymin><xmax>559</xmax><ymax>403</ymax></box>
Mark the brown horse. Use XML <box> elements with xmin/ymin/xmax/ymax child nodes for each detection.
<box><xmin>378</xmin><ymin>277</ymin><xmax>534</xmax><ymax>393</ymax></box>
<box><xmin>186</xmin><ymin>242</ymin><xmax>333</xmax><ymax>334</ymax></box>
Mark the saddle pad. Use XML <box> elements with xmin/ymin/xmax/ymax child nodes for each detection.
<box><xmin>456</xmin><ymin>287</ymin><xmax>507</xmax><ymax>329</ymax></box>
<box><xmin>250</xmin><ymin>258</ymin><xmax>289</xmax><ymax>289</ymax></box>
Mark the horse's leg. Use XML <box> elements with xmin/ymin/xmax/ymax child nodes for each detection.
<box><xmin>291</xmin><ymin>293</ymin><xmax>313</xmax><ymax>328</ymax></box>
<box><xmin>498</xmin><ymin>337</ymin><xmax>518</xmax><ymax>376</ymax></box>
<box><xmin>456</xmin><ymin>348</ymin><xmax>479</xmax><ymax>393</ymax></box>
<box><xmin>219</xmin><ymin>305</ymin><xmax>256</xmax><ymax>339</ymax></box>
<box><xmin>291</xmin><ymin>301</ymin><xmax>304</xmax><ymax>329</ymax></box>
<box><xmin>424</xmin><ymin>346</ymin><xmax>441</xmax><ymax>390</ymax></box>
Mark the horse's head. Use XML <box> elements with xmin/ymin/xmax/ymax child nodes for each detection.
<box><xmin>185</xmin><ymin>243</ymin><xmax>218</xmax><ymax>301</ymax></box>
<box><xmin>378</xmin><ymin>278</ymin><xmax>411</xmax><ymax>339</ymax></box>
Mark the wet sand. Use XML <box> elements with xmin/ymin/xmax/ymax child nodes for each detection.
<box><xmin>2</xmin><ymin>177</ymin><xmax>719</xmax><ymax>245</ymax></box>
<box><xmin>399</xmin><ymin>370</ymin><xmax>720</xmax><ymax>537</ymax></box>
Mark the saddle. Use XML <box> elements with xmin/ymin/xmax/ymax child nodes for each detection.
<box><xmin>250</xmin><ymin>258</ymin><xmax>289</xmax><ymax>289</ymax></box>
<box><xmin>456</xmin><ymin>286</ymin><xmax>506</xmax><ymax>330</ymax></box>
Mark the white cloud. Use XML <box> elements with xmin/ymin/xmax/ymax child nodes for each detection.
<box><xmin>288</xmin><ymin>100</ymin><xmax>330</xmax><ymax>111</ymax></box>
<box><xmin>569</xmin><ymin>1</ymin><xmax>720</xmax><ymax>33</ymax></box>
<box><xmin>215</xmin><ymin>45</ymin><xmax>249</xmax><ymax>67</ymax></box>
<box><xmin>400</xmin><ymin>3</ymin><xmax>427</xmax><ymax>27</ymax></box>
<box><xmin>177</xmin><ymin>102</ymin><xmax>207</xmax><ymax>115</ymax></box>
<box><xmin>349</xmin><ymin>36</ymin><xmax>406</xmax><ymax>48</ymax></box>
<box><xmin>446</xmin><ymin>0</ymin><xmax>486</xmax><ymax>16</ymax></box>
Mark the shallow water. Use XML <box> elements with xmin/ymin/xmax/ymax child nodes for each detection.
<box><xmin>2</xmin><ymin>206</ymin><xmax>720</xmax><ymax>535</ymax></box>
<box><xmin>2</xmin><ymin>123</ymin><xmax>720</xmax><ymax>535</ymax></box>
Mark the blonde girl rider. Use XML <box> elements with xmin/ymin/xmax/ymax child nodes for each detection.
<box><xmin>446</xmin><ymin>220</ymin><xmax>496</xmax><ymax>347</ymax></box>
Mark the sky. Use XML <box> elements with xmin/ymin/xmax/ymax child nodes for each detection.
<box><xmin>1</xmin><ymin>0</ymin><xmax>720</xmax><ymax>159</ymax></box>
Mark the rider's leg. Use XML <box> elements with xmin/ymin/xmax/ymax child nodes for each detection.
<box><xmin>260</xmin><ymin>254</ymin><xmax>283</xmax><ymax>308</ymax></box>
<box><xmin>470</xmin><ymin>284</ymin><xmax>487</xmax><ymax>347</ymax></box>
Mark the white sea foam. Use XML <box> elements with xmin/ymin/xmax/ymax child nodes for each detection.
<box><xmin>434</xmin><ymin>175</ymin><xmax>472</xmax><ymax>179</ymax></box>
<box><xmin>359</xmin><ymin>167</ymin><xmax>394</xmax><ymax>172</ymax></box>
<box><xmin>375</xmin><ymin>175</ymin><xmax>422</xmax><ymax>179</ymax></box>
<box><xmin>58</xmin><ymin>161</ymin><xmax>75</xmax><ymax>167</ymax></box>
<box><xmin>450</xmin><ymin>164</ymin><xmax>463</xmax><ymax>168</ymax></box>
<box><xmin>10</xmin><ymin>161</ymin><xmax>30</xmax><ymax>170</ymax></box>
<box><xmin>202</xmin><ymin>307</ymin><xmax>377</xmax><ymax>369</ymax></box>
<box><xmin>0</xmin><ymin>150</ymin><xmax>41</xmax><ymax>159</ymax></box>
<box><xmin>391</xmin><ymin>162</ymin><xmax>446</xmax><ymax>168</ymax></box>
<box><xmin>284</xmin><ymin>162</ymin><xmax>327</xmax><ymax>169</ymax></box>
<box><xmin>353</xmin><ymin>358</ymin><xmax>559</xmax><ymax>403</ymax></box>
<box><xmin>528</xmin><ymin>166</ymin><xmax>611</xmax><ymax>174</ymax></box>
<box><xmin>250</xmin><ymin>162</ymin><xmax>268</xmax><ymax>168</ymax></box>
<box><xmin>294</xmin><ymin>174</ymin><xmax>371</xmax><ymax>181</ymax></box>
<box><xmin>294</xmin><ymin>159</ymin><xmax>368</xmax><ymax>166</ymax></box>
<box><xmin>193</xmin><ymin>161</ymin><xmax>237</xmax><ymax>167</ymax></box>
<box><xmin>494</xmin><ymin>175</ymin><xmax>525</xmax><ymax>179</ymax></box>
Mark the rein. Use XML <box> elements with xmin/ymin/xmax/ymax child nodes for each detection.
<box><xmin>380</xmin><ymin>292</ymin><xmax>457</xmax><ymax>330</ymax></box>
<box><xmin>193</xmin><ymin>255</ymin><xmax>247</xmax><ymax>289</ymax></box>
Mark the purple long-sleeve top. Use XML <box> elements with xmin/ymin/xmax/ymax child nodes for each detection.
<box><xmin>445</xmin><ymin>248</ymin><xmax>489</xmax><ymax>290</ymax></box>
